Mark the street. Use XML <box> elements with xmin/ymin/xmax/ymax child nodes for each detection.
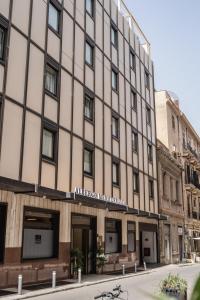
<box><xmin>30</xmin><ymin>264</ymin><xmax>200</xmax><ymax>300</ymax></box>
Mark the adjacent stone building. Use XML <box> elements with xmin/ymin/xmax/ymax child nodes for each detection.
<box><xmin>156</xmin><ymin>90</ymin><xmax>200</xmax><ymax>261</ymax></box>
<box><xmin>0</xmin><ymin>0</ymin><xmax>166</xmax><ymax>288</ymax></box>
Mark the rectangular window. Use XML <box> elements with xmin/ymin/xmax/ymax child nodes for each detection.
<box><xmin>22</xmin><ymin>208</ymin><xmax>59</xmax><ymax>260</ymax></box>
<box><xmin>132</xmin><ymin>131</ymin><xmax>138</xmax><ymax>152</ymax></box>
<box><xmin>148</xmin><ymin>144</ymin><xmax>153</xmax><ymax>162</ymax></box>
<box><xmin>146</xmin><ymin>106</ymin><xmax>151</xmax><ymax>124</ymax></box>
<box><xmin>149</xmin><ymin>179</ymin><xmax>154</xmax><ymax>199</ymax></box>
<box><xmin>105</xmin><ymin>219</ymin><xmax>121</xmax><ymax>254</ymax></box>
<box><xmin>85</xmin><ymin>40</ymin><xmax>94</xmax><ymax>67</ymax></box>
<box><xmin>133</xmin><ymin>171</ymin><xmax>139</xmax><ymax>193</ymax></box>
<box><xmin>176</xmin><ymin>181</ymin><xmax>179</xmax><ymax>202</ymax></box>
<box><xmin>45</xmin><ymin>64</ymin><xmax>58</xmax><ymax>96</ymax></box>
<box><xmin>42</xmin><ymin>127</ymin><xmax>56</xmax><ymax>161</ymax></box>
<box><xmin>111</xmin><ymin>25</ymin><xmax>118</xmax><ymax>48</ymax></box>
<box><xmin>130</xmin><ymin>51</ymin><xmax>135</xmax><ymax>70</ymax></box>
<box><xmin>145</xmin><ymin>71</ymin><xmax>150</xmax><ymax>89</ymax></box>
<box><xmin>0</xmin><ymin>26</ymin><xmax>5</xmax><ymax>61</ymax></box>
<box><xmin>84</xmin><ymin>94</ymin><xmax>94</xmax><ymax>121</ymax></box>
<box><xmin>48</xmin><ymin>2</ymin><xmax>60</xmax><ymax>33</ymax></box>
<box><xmin>112</xmin><ymin>69</ymin><xmax>118</xmax><ymax>91</ymax></box>
<box><xmin>84</xmin><ymin>148</ymin><xmax>93</xmax><ymax>175</ymax></box>
<box><xmin>112</xmin><ymin>116</ymin><xmax>119</xmax><ymax>138</ymax></box>
<box><xmin>112</xmin><ymin>161</ymin><xmax>119</xmax><ymax>186</ymax></box>
<box><xmin>0</xmin><ymin>204</ymin><xmax>7</xmax><ymax>263</ymax></box>
<box><xmin>127</xmin><ymin>222</ymin><xmax>136</xmax><ymax>252</ymax></box>
<box><xmin>172</xmin><ymin>115</ymin><xmax>176</xmax><ymax>129</ymax></box>
<box><xmin>86</xmin><ymin>0</ymin><xmax>94</xmax><ymax>17</ymax></box>
<box><xmin>131</xmin><ymin>91</ymin><xmax>137</xmax><ymax>111</ymax></box>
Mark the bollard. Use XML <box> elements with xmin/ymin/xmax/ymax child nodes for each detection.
<box><xmin>78</xmin><ymin>268</ymin><xmax>81</xmax><ymax>284</ymax></box>
<box><xmin>134</xmin><ymin>262</ymin><xmax>137</xmax><ymax>273</ymax></box>
<box><xmin>122</xmin><ymin>264</ymin><xmax>125</xmax><ymax>276</ymax></box>
<box><xmin>18</xmin><ymin>274</ymin><xmax>23</xmax><ymax>295</ymax></box>
<box><xmin>143</xmin><ymin>261</ymin><xmax>147</xmax><ymax>271</ymax></box>
<box><xmin>52</xmin><ymin>271</ymin><xmax>56</xmax><ymax>289</ymax></box>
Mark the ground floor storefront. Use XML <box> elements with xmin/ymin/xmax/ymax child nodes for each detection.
<box><xmin>0</xmin><ymin>178</ymin><xmax>165</xmax><ymax>288</ymax></box>
<box><xmin>159</xmin><ymin>218</ymin><xmax>184</xmax><ymax>264</ymax></box>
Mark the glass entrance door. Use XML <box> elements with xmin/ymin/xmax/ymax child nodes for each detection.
<box><xmin>71</xmin><ymin>214</ymin><xmax>97</xmax><ymax>275</ymax></box>
<box><xmin>0</xmin><ymin>204</ymin><xmax>7</xmax><ymax>263</ymax></box>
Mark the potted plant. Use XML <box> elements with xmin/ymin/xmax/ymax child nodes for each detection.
<box><xmin>70</xmin><ymin>248</ymin><xmax>84</xmax><ymax>278</ymax></box>
<box><xmin>160</xmin><ymin>274</ymin><xmax>187</xmax><ymax>300</ymax></box>
<box><xmin>96</xmin><ymin>246</ymin><xmax>106</xmax><ymax>274</ymax></box>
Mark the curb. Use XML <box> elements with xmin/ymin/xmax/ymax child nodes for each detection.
<box><xmin>5</xmin><ymin>270</ymin><xmax>153</xmax><ymax>300</ymax></box>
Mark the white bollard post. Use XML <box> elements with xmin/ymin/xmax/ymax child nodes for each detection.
<box><xmin>18</xmin><ymin>274</ymin><xmax>23</xmax><ymax>295</ymax></box>
<box><xmin>122</xmin><ymin>264</ymin><xmax>125</xmax><ymax>276</ymax></box>
<box><xmin>134</xmin><ymin>262</ymin><xmax>137</xmax><ymax>273</ymax></box>
<box><xmin>52</xmin><ymin>271</ymin><xmax>56</xmax><ymax>289</ymax></box>
<box><xmin>143</xmin><ymin>261</ymin><xmax>147</xmax><ymax>271</ymax></box>
<box><xmin>78</xmin><ymin>268</ymin><xmax>81</xmax><ymax>284</ymax></box>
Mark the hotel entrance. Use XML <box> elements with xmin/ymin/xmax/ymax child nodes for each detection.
<box><xmin>71</xmin><ymin>214</ymin><xmax>97</xmax><ymax>275</ymax></box>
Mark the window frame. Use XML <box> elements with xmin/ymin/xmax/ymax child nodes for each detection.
<box><xmin>132</xmin><ymin>130</ymin><xmax>138</xmax><ymax>153</ymax></box>
<box><xmin>145</xmin><ymin>70</ymin><xmax>150</xmax><ymax>89</ymax></box>
<box><xmin>85</xmin><ymin>0</ymin><xmax>94</xmax><ymax>18</ymax></box>
<box><xmin>84</xmin><ymin>93</ymin><xmax>94</xmax><ymax>122</ymax></box>
<box><xmin>133</xmin><ymin>170</ymin><xmax>139</xmax><ymax>193</ymax></box>
<box><xmin>48</xmin><ymin>0</ymin><xmax>62</xmax><ymax>36</ymax></box>
<box><xmin>127</xmin><ymin>221</ymin><xmax>136</xmax><ymax>253</ymax></box>
<box><xmin>111</xmin><ymin>23</ymin><xmax>118</xmax><ymax>49</ymax></box>
<box><xmin>105</xmin><ymin>218</ymin><xmax>122</xmax><ymax>254</ymax></box>
<box><xmin>130</xmin><ymin>49</ymin><xmax>136</xmax><ymax>70</ymax></box>
<box><xmin>112</xmin><ymin>114</ymin><xmax>119</xmax><ymax>139</ymax></box>
<box><xmin>172</xmin><ymin>115</ymin><xmax>176</xmax><ymax>130</ymax></box>
<box><xmin>148</xmin><ymin>143</ymin><xmax>153</xmax><ymax>163</ymax></box>
<box><xmin>112</xmin><ymin>159</ymin><xmax>120</xmax><ymax>187</ymax></box>
<box><xmin>84</xmin><ymin>145</ymin><xmax>94</xmax><ymax>177</ymax></box>
<box><xmin>0</xmin><ymin>16</ymin><xmax>8</xmax><ymax>64</ymax></box>
<box><xmin>146</xmin><ymin>106</ymin><xmax>151</xmax><ymax>125</ymax></box>
<box><xmin>131</xmin><ymin>89</ymin><xmax>137</xmax><ymax>111</ymax></box>
<box><xmin>42</xmin><ymin>120</ymin><xmax>57</xmax><ymax>163</ymax></box>
<box><xmin>85</xmin><ymin>37</ymin><xmax>94</xmax><ymax>68</ymax></box>
<box><xmin>45</xmin><ymin>56</ymin><xmax>59</xmax><ymax>99</ymax></box>
<box><xmin>111</xmin><ymin>67</ymin><xmax>118</xmax><ymax>92</ymax></box>
<box><xmin>149</xmin><ymin>179</ymin><xmax>154</xmax><ymax>199</ymax></box>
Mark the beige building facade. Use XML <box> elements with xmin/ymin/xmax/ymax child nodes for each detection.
<box><xmin>0</xmin><ymin>0</ymin><xmax>165</xmax><ymax>288</ymax></box>
<box><xmin>156</xmin><ymin>91</ymin><xmax>200</xmax><ymax>261</ymax></box>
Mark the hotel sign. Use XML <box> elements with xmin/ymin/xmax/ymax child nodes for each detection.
<box><xmin>74</xmin><ymin>187</ymin><xmax>127</xmax><ymax>207</ymax></box>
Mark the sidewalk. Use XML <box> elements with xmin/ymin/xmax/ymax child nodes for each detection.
<box><xmin>1</xmin><ymin>264</ymin><xmax>190</xmax><ymax>300</ymax></box>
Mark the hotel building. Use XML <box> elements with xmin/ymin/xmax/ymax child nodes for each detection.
<box><xmin>0</xmin><ymin>0</ymin><xmax>165</xmax><ymax>287</ymax></box>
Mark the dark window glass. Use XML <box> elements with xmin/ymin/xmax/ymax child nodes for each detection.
<box><xmin>146</xmin><ymin>107</ymin><xmax>151</xmax><ymax>124</ymax></box>
<box><xmin>105</xmin><ymin>219</ymin><xmax>121</xmax><ymax>254</ymax></box>
<box><xmin>148</xmin><ymin>144</ymin><xmax>153</xmax><ymax>162</ymax></box>
<box><xmin>149</xmin><ymin>179</ymin><xmax>154</xmax><ymax>199</ymax></box>
<box><xmin>112</xmin><ymin>69</ymin><xmax>118</xmax><ymax>91</ymax></box>
<box><xmin>86</xmin><ymin>0</ymin><xmax>94</xmax><ymax>17</ymax></box>
<box><xmin>111</xmin><ymin>26</ymin><xmax>118</xmax><ymax>48</ymax></box>
<box><xmin>48</xmin><ymin>3</ymin><xmax>60</xmax><ymax>33</ymax></box>
<box><xmin>112</xmin><ymin>116</ymin><xmax>119</xmax><ymax>138</ymax></box>
<box><xmin>45</xmin><ymin>64</ymin><xmax>58</xmax><ymax>96</ymax></box>
<box><xmin>132</xmin><ymin>131</ymin><xmax>138</xmax><ymax>152</ymax></box>
<box><xmin>112</xmin><ymin>162</ymin><xmax>119</xmax><ymax>186</ymax></box>
<box><xmin>0</xmin><ymin>204</ymin><xmax>7</xmax><ymax>262</ymax></box>
<box><xmin>172</xmin><ymin>115</ymin><xmax>176</xmax><ymax>129</ymax></box>
<box><xmin>84</xmin><ymin>94</ymin><xmax>93</xmax><ymax>121</ymax></box>
<box><xmin>85</xmin><ymin>41</ymin><xmax>93</xmax><ymax>66</ymax></box>
<box><xmin>22</xmin><ymin>208</ymin><xmax>59</xmax><ymax>260</ymax></box>
<box><xmin>145</xmin><ymin>71</ymin><xmax>150</xmax><ymax>89</ymax></box>
<box><xmin>84</xmin><ymin>148</ymin><xmax>93</xmax><ymax>175</ymax></box>
<box><xmin>130</xmin><ymin>51</ymin><xmax>135</xmax><ymax>69</ymax></box>
<box><xmin>42</xmin><ymin>128</ymin><xmax>55</xmax><ymax>160</ymax></box>
<box><xmin>127</xmin><ymin>222</ymin><xmax>136</xmax><ymax>252</ymax></box>
<box><xmin>131</xmin><ymin>91</ymin><xmax>137</xmax><ymax>110</ymax></box>
<box><xmin>0</xmin><ymin>26</ymin><xmax>5</xmax><ymax>60</ymax></box>
<box><xmin>133</xmin><ymin>171</ymin><xmax>139</xmax><ymax>193</ymax></box>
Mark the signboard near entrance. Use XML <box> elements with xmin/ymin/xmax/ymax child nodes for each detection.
<box><xmin>74</xmin><ymin>187</ymin><xmax>127</xmax><ymax>207</ymax></box>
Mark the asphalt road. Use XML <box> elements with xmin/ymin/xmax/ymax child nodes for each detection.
<box><xmin>30</xmin><ymin>264</ymin><xmax>200</xmax><ymax>300</ymax></box>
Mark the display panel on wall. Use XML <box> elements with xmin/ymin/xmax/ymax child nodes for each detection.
<box><xmin>22</xmin><ymin>208</ymin><xmax>59</xmax><ymax>260</ymax></box>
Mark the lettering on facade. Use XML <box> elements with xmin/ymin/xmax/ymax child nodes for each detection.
<box><xmin>74</xmin><ymin>187</ymin><xmax>127</xmax><ymax>207</ymax></box>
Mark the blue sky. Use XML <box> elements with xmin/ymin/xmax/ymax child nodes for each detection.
<box><xmin>126</xmin><ymin>0</ymin><xmax>200</xmax><ymax>134</ymax></box>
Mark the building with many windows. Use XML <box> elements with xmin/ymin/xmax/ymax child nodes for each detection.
<box><xmin>0</xmin><ymin>0</ymin><xmax>166</xmax><ymax>287</ymax></box>
<box><xmin>156</xmin><ymin>91</ymin><xmax>200</xmax><ymax>261</ymax></box>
